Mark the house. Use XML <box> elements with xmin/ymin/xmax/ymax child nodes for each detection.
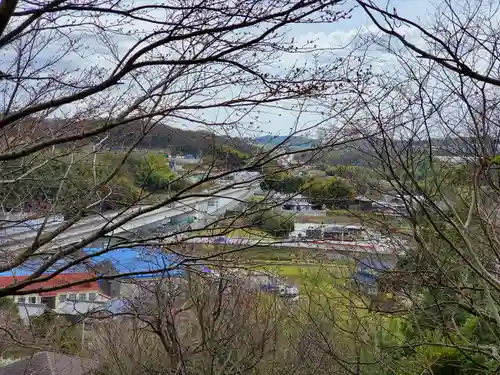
<box><xmin>330</xmin><ymin>195</ymin><xmax>375</xmax><ymax>211</ymax></box>
<box><xmin>0</xmin><ymin>351</ymin><xmax>98</xmax><ymax>375</ymax></box>
<box><xmin>280</xmin><ymin>194</ymin><xmax>313</xmax><ymax>212</ymax></box>
<box><xmin>104</xmin><ymin>264</ymin><xmax>216</xmax><ymax>317</ymax></box>
<box><xmin>372</xmin><ymin>195</ymin><xmax>409</xmax><ymax>216</ymax></box>
<box><xmin>0</xmin><ymin>271</ymin><xmax>110</xmax><ymax>321</ymax></box>
<box><xmin>349</xmin><ymin>195</ymin><xmax>374</xmax><ymax>212</ymax></box>
<box><xmin>0</xmin><ymin>247</ymin><xmax>185</xmax><ymax>320</ymax></box>
<box><xmin>352</xmin><ymin>259</ymin><xmax>392</xmax><ymax>296</ymax></box>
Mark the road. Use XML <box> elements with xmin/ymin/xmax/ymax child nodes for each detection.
<box><xmin>0</xmin><ymin>185</ymin><xmax>257</xmax><ymax>252</ymax></box>
<box><xmin>180</xmin><ymin>236</ymin><xmax>403</xmax><ymax>256</ymax></box>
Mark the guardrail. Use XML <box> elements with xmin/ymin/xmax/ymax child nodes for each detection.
<box><xmin>282</xmin><ymin>210</ymin><xmax>328</xmax><ymax>216</ymax></box>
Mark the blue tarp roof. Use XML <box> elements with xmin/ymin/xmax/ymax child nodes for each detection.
<box><xmin>353</xmin><ymin>272</ymin><xmax>378</xmax><ymax>286</ymax></box>
<box><xmin>200</xmin><ymin>266</ymin><xmax>211</xmax><ymax>273</ymax></box>
<box><xmin>83</xmin><ymin>247</ymin><xmax>185</xmax><ymax>279</ymax></box>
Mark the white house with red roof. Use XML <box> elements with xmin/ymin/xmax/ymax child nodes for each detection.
<box><xmin>0</xmin><ymin>272</ymin><xmax>110</xmax><ymax>322</ymax></box>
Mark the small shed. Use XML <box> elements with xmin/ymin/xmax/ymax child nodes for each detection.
<box><xmin>352</xmin><ymin>259</ymin><xmax>392</xmax><ymax>296</ymax></box>
<box><xmin>350</xmin><ymin>195</ymin><xmax>374</xmax><ymax>211</ymax></box>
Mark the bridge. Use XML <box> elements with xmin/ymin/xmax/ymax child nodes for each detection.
<box><xmin>0</xmin><ymin>185</ymin><xmax>257</xmax><ymax>252</ymax></box>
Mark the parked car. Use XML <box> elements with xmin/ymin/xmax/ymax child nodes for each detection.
<box><xmin>260</xmin><ymin>283</ymin><xmax>280</xmax><ymax>293</ymax></box>
<box><xmin>279</xmin><ymin>285</ymin><xmax>299</xmax><ymax>302</ymax></box>
<box><xmin>214</xmin><ymin>236</ymin><xmax>227</xmax><ymax>244</ymax></box>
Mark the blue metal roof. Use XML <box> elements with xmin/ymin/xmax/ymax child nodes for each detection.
<box><xmin>356</xmin><ymin>259</ymin><xmax>392</xmax><ymax>272</ymax></box>
<box><xmin>0</xmin><ymin>259</ymin><xmax>88</xmax><ymax>277</ymax></box>
<box><xmin>0</xmin><ymin>248</ymin><xmax>201</xmax><ymax>280</ymax></box>
<box><xmin>83</xmin><ymin>247</ymin><xmax>185</xmax><ymax>279</ymax></box>
<box><xmin>352</xmin><ymin>258</ymin><xmax>393</xmax><ymax>286</ymax></box>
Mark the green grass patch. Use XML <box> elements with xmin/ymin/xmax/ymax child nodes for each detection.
<box><xmin>190</xmin><ymin>256</ymin><xmax>402</xmax><ymax>358</ymax></box>
<box><xmin>256</xmin><ymin>263</ymin><xmax>353</xmax><ymax>286</ymax></box>
<box><xmin>255</xmin><ymin>263</ymin><xmax>381</xmax><ymax>337</ymax></box>
<box><xmin>186</xmin><ymin>243</ymin><xmax>337</xmax><ymax>263</ymax></box>
<box><xmin>257</xmin><ymin>262</ymin><xmax>402</xmax><ymax>351</ymax></box>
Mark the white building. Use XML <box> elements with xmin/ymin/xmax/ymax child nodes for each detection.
<box><xmin>281</xmin><ymin>194</ymin><xmax>313</xmax><ymax>212</ymax></box>
<box><xmin>0</xmin><ymin>272</ymin><xmax>110</xmax><ymax>322</ymax></box>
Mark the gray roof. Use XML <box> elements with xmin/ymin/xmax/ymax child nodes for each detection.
<box><xmin>0</xmin><ymin>352</ymin><xmax>98</xmax><ymax>375</ymax></box>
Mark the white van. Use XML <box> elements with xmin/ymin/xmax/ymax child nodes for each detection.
<box><xmin>279</xmin><ymin>285</ymin><xmax>299</xmax><ymax>302</ymax></box>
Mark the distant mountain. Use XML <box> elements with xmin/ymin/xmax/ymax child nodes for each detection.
<box><xmin>297</xmin><ymin>135</ymin><xmax>495</xmax><ymax>168</ymax></box>
<box><xmin>254</xmin><ymin>135</ymin><xmax>316</xmax><ymax>150</ymax></box>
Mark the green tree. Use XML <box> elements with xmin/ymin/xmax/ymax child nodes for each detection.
<box><xmin>31</xmin><ymin>311</ymin><xmax>82</xmax><ymax>355</ymax></box>
<box><xmin>252</xmin><ymin>210</ymin><xmax>294</xmax><ymax>237</ymax></box>
<box><xmin>324</xmin><ymin>165</ymin><xmax>377</xmax><ymax>194</ymax></box>
<box><xmin>377</xmin><ymin>210</ymin><xmax>500</xmax><ymax>375</ymax></box>
<box><xmin>126</xmin><ymin>152</ymin><xmax>174</xmax><ymax>190</ymax></box>
<box><xmin>211</xmin><ymin>146</ymin><xmax>250</xmax><ymax>170</ymax></box>
<box><xmin>302</xmin><ymin>177</ymin><xmax>355</xmax><ymax>207</ymax></box>
<box><xmin>0</xmin><ymin>297</ymin><xmax>20</xmax><ymax>321</ymax></box>
<box><xmin>260</xmin><ymin>173</ymin><xmax>305</xmax><ymax>194</ymax></box>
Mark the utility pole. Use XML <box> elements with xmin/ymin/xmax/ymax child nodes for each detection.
<box><xmin>81</xmin><ymin>319</ymin><xmax>85</xmax><ymax>349</ymax></box>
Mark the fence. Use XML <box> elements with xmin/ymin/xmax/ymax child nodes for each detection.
<box><xmin>282</xmin><ymin>209</ymin><xmax>327</xmax><ymax>216</ymax></box>
<box><xmin>0</xmin><ymin>214</ymin><xmax>64</xmax><ymax>238</ymax></box>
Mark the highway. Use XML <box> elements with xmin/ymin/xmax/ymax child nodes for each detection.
<box><xmin>0</xmin><ymin>185</ymin><xmax>256</xmax><ymax>252</ymax></box>
<box><xmin>0</xmin><ymin>176</ymin><xmax>404</xmax><ymax>262</ymax></box>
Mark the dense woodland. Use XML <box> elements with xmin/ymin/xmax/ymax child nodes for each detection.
<box><xmin>2</xmin><ymin>118</ymin><xmax>257</xmax><ymax>157</ymax></box>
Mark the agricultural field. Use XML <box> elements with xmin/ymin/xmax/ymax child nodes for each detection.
<box><xmin>185</xmin><ymin>241</ymin><xmax>404</xmax><ymax>364</ymax></box>
<box><xmin>249</xmin><ymin>260</ymin><xmax>401</xmax><ymax>362</ymax></box>
<box><xmin>253</xmin><ymin>262</ymin><xmax>355</xmax><ymax>304</ymax></box>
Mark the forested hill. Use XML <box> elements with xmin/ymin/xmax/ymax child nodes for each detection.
<box><xmin>104</xmin><ymin>122</ymin><xmax>257</xmax><ymax>156</ymax></box>
<box><xmin>5</xmin><ymin>118</ymin><xmax>256</xmax><ymax>156</ymax></box>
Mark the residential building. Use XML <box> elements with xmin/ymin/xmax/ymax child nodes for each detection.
<box><xmin>280</xmin><ymin>194</ymin><xmax>313</xmax><ymax>212</ymax></box>
<box><xmin>0</xmin><ymin>247</ymin><xmax>187</xmax><ymax>321</ymax></box>
<box><xmin>352</xmin><ymin>259</ymin><xmax>392</xmax><ymax>296</ymax></box>
<box><xmin>0</xmin><ymin>272</ymin><xmax>110</xmax><ymax>321</ymax></box>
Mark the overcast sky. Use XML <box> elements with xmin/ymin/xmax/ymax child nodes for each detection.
<box><xmin>240</xmin><ymin>0</ymin><xmax>435</xmax><ymax>138</ymax></box>
<box><xmin>1</xmin><ymin>0</ymin><xmax>438</xmax><ymax>140</ymax></box>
